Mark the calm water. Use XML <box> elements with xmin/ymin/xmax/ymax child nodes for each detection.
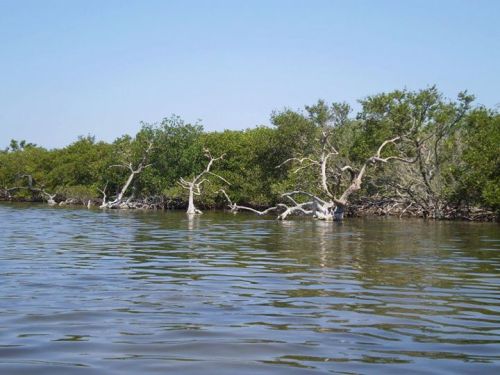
<box><xmin>0</xmin><ymin>204</ymin><xmax>499</xmax><ymax>374</ymax></box>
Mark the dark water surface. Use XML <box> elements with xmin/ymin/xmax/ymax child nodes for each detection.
<box><xmin>1</xmin><ymin>204</ymin><xmax>499</xmax><ymax>374</ymax></box>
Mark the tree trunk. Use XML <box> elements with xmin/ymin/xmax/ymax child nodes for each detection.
<box><xmin>115</xmin><ymin>172</ymin><xmax>135</xmax><ymax>204</ymax></box>
<box><xmin>179</xmin><ymin>150</ymin><xmax>229</xmax><ymax>215</ymax></box>
<box><xmin>186</xmin><ymin>186</ymin><xmax>198</xmax><ymax>215</ymax></box>
<box><xmin>333</xmin><ymin>205</ymin><xmax>344</xmax><ymax>220</ymax></box>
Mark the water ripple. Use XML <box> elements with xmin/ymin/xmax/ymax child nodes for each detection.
<box><xmin>0</xmin><ymin>204</ymin><xmax>499</xmax><ymax>374</ymax></box>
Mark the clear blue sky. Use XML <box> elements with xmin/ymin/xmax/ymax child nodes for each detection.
<box><xmin>1</xmin><ymin>0</ymin><xmax>499</xmax><ymax>148</ymax></box>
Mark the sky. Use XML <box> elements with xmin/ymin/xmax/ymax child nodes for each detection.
<box><xmin>1</xmin><ymin>0</ymin><xmax>499</xmax><ymax>148</ymax></box>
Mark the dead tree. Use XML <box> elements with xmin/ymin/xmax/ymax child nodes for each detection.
<box><xmin>97</xmin><ymin>182</ymin><xmax>109</xmax><ymax>209</ymax></box>
<box><xmin>277</xmin><ymin>136</ymin><xmax>415</xmax><ymax>220</ymax></box>
<box><xmin>218</xmin><ymin>189</ymin><xmax>281</xmax><ymax>216</ymax></box>
<box><xmin>179</xmin><ymin>149</ymin><xmax>229</xmax><ymax>214</ymax></box>
<box><xmin>43</xmin><ymin>191</ymin><xmax>57</xmax><ymax>205</ymax></box>
<box><xmin>2</xmin><ymin>174</ymin><xmax>57</xmax><ymax>205</ymax></box>
<box><xmin>102</xmin><ymin>141</ymin><xmax>153</xmax><ymax>209</ymax></box>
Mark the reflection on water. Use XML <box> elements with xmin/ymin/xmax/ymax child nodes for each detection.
<box><xmin>0</xmin><ymin>203</ymin><xmax>499</xmax><ymax>374</ymax></box>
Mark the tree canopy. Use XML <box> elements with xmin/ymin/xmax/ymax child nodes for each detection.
<box><xmin>1</xmin><ymin>87</ymin><xmax>498</xmax><ymax>220</ymax></box>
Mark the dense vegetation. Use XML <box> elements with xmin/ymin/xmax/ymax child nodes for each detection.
<box><xmin>1</xmin><ymin>87</ymin><xmax>498</xmax><ymax>220</ymax></box>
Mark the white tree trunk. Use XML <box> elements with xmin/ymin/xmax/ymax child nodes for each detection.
<box><xmin>276</xmin><ymin>136</ymin><xmax>414</xmax><ymax>221</ymax></box>
<box><xmin>46</xmin><ymin>194</ymin><xmax>57</xmax><ymax>206</ymax></box>
<box><xmin>179</xmin><ymin>150</ymin><xmax>229</xmax><ymax>215</ymax></box>
<box><xmin>186</xmin><ymin>186</ymin><xmax>201</xmax><ymax>215</ymax></box>
<box><xmin>103</xmin><ymin>141</ymin><xmax>153</xmax><ymax>209</ymax></box>
<box><xmin>115</xmin><ymin>172</ymin><xmax>135</xmax><ymax>204</ymax></box>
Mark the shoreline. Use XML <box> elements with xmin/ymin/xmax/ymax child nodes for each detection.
<box><xmin>2</xmin><ymin>198</ymin><xmax>497</xmax><ymax>222</ymax></box>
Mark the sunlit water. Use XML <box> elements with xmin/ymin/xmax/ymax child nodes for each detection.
<box><xmin>0</xmin><ymin>203</ymin><xmax>499</xmax><ymax>374</ymax></box>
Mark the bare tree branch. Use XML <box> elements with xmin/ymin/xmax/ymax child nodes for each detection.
<box><xmin>180</xmin><ymin>150</ymin><xmax>229</xmax><ymax>215</ymax></box>
<box><xmin>218</xmin><ymin>189</ymin><xmax>281</xmax><ymax>216</ymax></box>
<box><xmin>103</xmin><ymin>139</ymin><xmax>153</xmax><ymax>209</ymax></box>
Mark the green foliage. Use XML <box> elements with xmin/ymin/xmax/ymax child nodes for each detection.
<box><xmin>47</xmin><ymin>136</ymin><xmax>113</xmax><ymax>189</ymax></box>
<box><xmin>57</xmin><ymin>185</ymin><xmax>96</xmax><ymax>203</ymax></box>
<box><xmin>451</xmin><ymin>108</ymin><xmax>500</xmax><ymax>210</ymax></box>
<box><xmin>200</xmin><ymin>127</ymin><xmax>278</xmax><ymax>206</ymax></box>
<box><xmin>0</xmin><ymin>88</ymin><xmax>497</xmax><ymax>217</ymax></box>
<box><xmin>143</xmin><ymin>115</ymin><xmax>204</xmax><ymax>194</ymax></box>
<box><xmin>270</xmin><ymin>108</ymin><xmax>317</xmax><ymax>163</ymax></box>
<box><xmin>0</xmin><ymin>145</ymin><xmax>53</xmax><ymax>187</ymax></box>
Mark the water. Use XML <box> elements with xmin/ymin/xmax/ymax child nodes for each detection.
<box><xmin>0</xmin><ymin>203</ymin><xmax>499</xmax><ymax>374</ymax></box>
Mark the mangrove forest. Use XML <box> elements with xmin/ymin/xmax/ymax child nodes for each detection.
<box><xmin>1</xmin><ymin>87</ymin><xmax>498</xmax><ymax>221</ymax></box>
